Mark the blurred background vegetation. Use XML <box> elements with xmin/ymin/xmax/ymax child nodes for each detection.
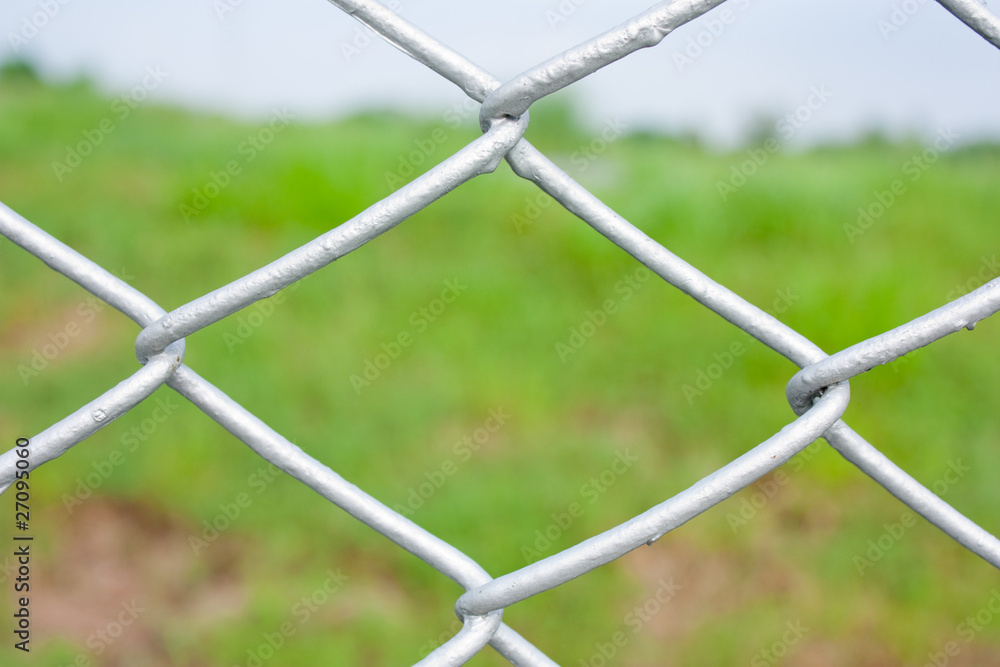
<box><xmin>0</xmin><ymin>60</ymin><xmax>998</xmax><ymax>666</ymax></box>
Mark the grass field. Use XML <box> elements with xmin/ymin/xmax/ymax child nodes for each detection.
<box><xmin>1</xmin><ymin>63</ymin><xmax>999</xmax><ymax>666</ymax></box>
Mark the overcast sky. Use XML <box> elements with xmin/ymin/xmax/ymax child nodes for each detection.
<box><xmin>2</xmin><ymin>0</ymin><xmax>999</xmax><ymax>148</ymax></box>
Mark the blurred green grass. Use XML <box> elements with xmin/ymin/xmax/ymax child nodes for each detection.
<box><xmin>1</xmin><ymin>64</ymin><xmax>999</xmax><ymax>666</ymax></box>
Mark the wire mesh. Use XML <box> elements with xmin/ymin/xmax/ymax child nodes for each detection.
<box><xmin>2</xmin><ymin>0</ymin><xmax>1000</xmax><ymax>664</ymax></box>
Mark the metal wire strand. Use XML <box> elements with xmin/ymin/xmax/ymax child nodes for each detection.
<box><xmin>936</xmin><ymin>0</ymin><xmax>1000</xmax><ymax>48</ymax></box>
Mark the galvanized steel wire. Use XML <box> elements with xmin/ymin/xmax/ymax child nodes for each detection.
<box><xmin>3</xmin><ymin>0</ymin><xmax>1000</xmax><ymax>664</ymax></box>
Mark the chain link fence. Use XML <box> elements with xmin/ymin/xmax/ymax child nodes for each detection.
<box><xmin>2</xmin><ymin>0</ymin><xmax>1000</xmax><ymax>664</ymax></box>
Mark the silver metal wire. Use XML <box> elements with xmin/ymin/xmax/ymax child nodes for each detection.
<box><xmin>2</xmin><ymin>1</ymin><xmax>999</xmax><ymax>664</ymax></box>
